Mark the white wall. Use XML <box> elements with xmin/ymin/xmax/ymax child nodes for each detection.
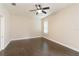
<box><xmin>0</xmin><ymin>4</ymin><xmax>11</xmax><ymax>51</ymax></box>
<box><xmin>42</xmin><ymin>4</ymin><xmax>79</xmax><ymax>52</ymax></box>
<box><xmin>0</xmin><ymin>4</ymin><xmax>41</xmax><ymax>51</ymax></box>
<box><xmin>9</xmin><ymin>15</ymin><xmax>41</xmax><ymax>40</ymax></box>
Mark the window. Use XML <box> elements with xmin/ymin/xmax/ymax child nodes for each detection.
<box><xmin>44</xmin><ymin>20</ymin><xmax>48</xmax><ymax>34</ymax></box>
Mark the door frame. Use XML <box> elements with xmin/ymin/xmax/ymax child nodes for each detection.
<box><xmin>0</xmin><ymin>15</ymin><xmax>5</xmax><ymax>51</ymax></box>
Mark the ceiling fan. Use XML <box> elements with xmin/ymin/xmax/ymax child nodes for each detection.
<box><xmin>11</xmin><ymin>3</ymin><xmax>50</xmax><ymax>15</ymax></box>
<box><xmin>29</xmin><ymin>4</ymin><xmax>50</xmax><ymax>15</ymax></box>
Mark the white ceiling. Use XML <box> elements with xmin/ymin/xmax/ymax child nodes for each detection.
<box><xmin>3</xmin><ymin>3</ymin><xmax>72</xmax><ymax>18</ymax></box>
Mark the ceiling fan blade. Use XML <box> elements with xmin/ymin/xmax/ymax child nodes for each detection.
<box><xmin>29</xmin><ymin>9</ymin><xmax>37</xmax><ymax>12</ymax></box>
<box><xmin>36</xmin><ymin>12</ymin><xmax>38</xmax><ymax>15</ymax></box>
<box><xmin>38</xmin><ymin>5</ymin><xmax>41</xmax><ymax>7</ymax></box>
<box><xmin>42</xmin><ymin>10</ymin><xmax>47</xmax><ymax>14</ymax></box>
<box><xmin>38</xmin><ymin>5</ymin><xmax>41</xmax><ymax>9</ymax></box>
<box><xmin>35</xmin><ymin>4</ymin><xmax>42</xmax><ymax>9</ymax></box>
<box><xmin>43</xmin><ymin>7</ymin><xmax>50</xmax><ymax>10</ymax></box>
<box><xmin>35</xmin><ymin>4</ymin><xmax>38</xmax><ymax>9</ymax></box>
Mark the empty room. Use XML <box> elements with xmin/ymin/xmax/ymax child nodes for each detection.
<box><xmin>0</xmin><ymin>3</ymin><xmax>79</xmax><ymax>56</ymax></box>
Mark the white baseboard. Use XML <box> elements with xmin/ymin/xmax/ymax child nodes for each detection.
<box><xmin>43</xmin><ymin>35</ymin><xmax>79</xmax><ymax>52</ymax></box>
<box><xmin>11</xmin><ymin>36</ymin><xmax>42</xmax><ymax>41</ymax></box>
<box><xmin>0</xmin><ymin>40</ymin><xmax>11</xmax><ymax>51</ymax></box>
<box><xmin>0</xmin><ymin>36</ymin><xmax>41</xmax><ymax>51</ymax></box>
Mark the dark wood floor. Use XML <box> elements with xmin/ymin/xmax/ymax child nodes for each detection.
<box><xmin>0</xmin><ymin>37</ymin><xmax>79</xmax><ymax>56</ymax></box>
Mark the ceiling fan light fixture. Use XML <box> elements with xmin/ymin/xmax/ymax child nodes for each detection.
<box><xmin>37</xmin><ymin>10</ymin><xmax>42</xmax><ymax>13</ymax></box>
<box><xmin>37</xmin><ymin>6</ymin><xmax>40</xmax><ymax>9</ymax></box>
<box><xmin>29</xmin><ymin>4</ymin><xmax>49</xmax><ymax>15</ymax></box>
